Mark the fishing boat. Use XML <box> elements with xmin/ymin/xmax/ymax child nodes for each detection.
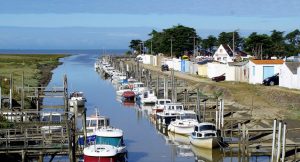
<box><xmin>95</xmin><ymin>127</ymin><xmax>127</xmax><ymax>154</ymax></box>
<box><xmin>78</xmin><ymin>112</ymin><xmax>110</xmax><ymax>145</ymax></box>
<box><xmin>137</xmin><ymin>90</ymin><xmax>157</xmax><ymax>105</ymax></box>
<box><xmin>152</xmin><ymin>99</ymin><xmax>171</xmax><ymax>115</ymax></box>
<box><xmin>69</xmin><ymin>91</ymin><xmax>86</xmax><ymax>107</ymax></box>
<box><xmin>167</xmin><ymin>110</ymin><xmax>199</xmax><ymax>135</ymax></box>
<box><xmin>189</xmin><ymin>122</ymin><xmax>221</xmax><ymax>149</ymax></box>
<box><xmin>122</xmin><ymin>91</ymin><xmax>135</xmax><ymax>102</ymax></box>
<box><xmin>83</xmin><ymin>144</ymin><xmax>119</xmax><ymax>162</ymax></box>
<box><xmin>156</xmin><ymin>103</ymin><xmax>184</xmax><ymax>126</ymax></box>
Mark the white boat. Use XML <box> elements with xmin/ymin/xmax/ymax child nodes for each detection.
<box><xmin>78</xmin><ymin>112</ymin><xmax>110</xmax><ymax>145</ymax></box>
<box><xmin>40</xmin><ymin>112</ymin><xmax>63</xmax><ymax>134</ymax></box>
<box><xmin>132</xmin><ymin>82</ymin><xmax>148</xmax><ymax>95</ymax></box>
<box><xmin>189</xmin><ymin>122</ymin><xmax>221</xmax><ymax>149</ymax></box>
<box><xmin>138</xmin><ymin>90</ymin><xmax>157</xmax><ymax>104</ymax></box>
<box><xmin>69</xmin><ymin>91</ymin><xmax>86</xmax><ymax>107</ymax></box>
<box><xmin>116</xmin><ymin>84</ymin><xmax>132</xmax><ymax>96</ymax></box>
<box><xmin>95</xmin><ymin>127</ymin><xmax>127</xmax><ymax>154</ymax></box>
<box><xmin>152</xmin><ymin>99</ymin><xmax>171</xmax><ymax>115</ymax></box>
<box><xmin>83</xmin><ymin>144</ymin><xmax>119</xmax><ymax>162</ymax></box>
<box><xmin>156</xmin><ymin>103</ymin><xmax>184</xmax><ymax>125</ymax></box>
<box><xmin>168</xmin><ymin>111</ymin><xmax>199</xmax><ymax>135</ymax></box>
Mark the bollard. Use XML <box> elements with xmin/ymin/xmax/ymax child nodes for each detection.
<box><xmin>271</xmin><ymin>119</ymin><xmax>277</xmax><ymax>162</ymax></box>
<box><xmin>276</xmin><ymin>121</ymin><xmax>282</xmax><ymax>162</ymax></box>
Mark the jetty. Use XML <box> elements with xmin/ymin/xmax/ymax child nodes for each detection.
<box><xmin>0</xmin><ymin>75</ymin><xmax>86</xmax><ymax>162</ymax></box>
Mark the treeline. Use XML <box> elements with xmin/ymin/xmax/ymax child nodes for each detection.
<box><xmin>129</xmin><ymin>25</ymin><xmax>300</xmax><ymax>58</ymax></box>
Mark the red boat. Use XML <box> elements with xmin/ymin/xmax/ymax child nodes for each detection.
<box><xmin>122</xmin><ymin>91</ymin><xmax>135</xmax><ymax>102</ymax></box>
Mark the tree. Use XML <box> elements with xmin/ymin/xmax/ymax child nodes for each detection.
<box><xmin>243</xmin><ymin>32</ymin><xmax>272</xmax><ymax>58</ymax></box>
<box><xmin>129</xmin><ymin>39</ymin><xmax>142</xmax><ymax>54</ymax></box>
<box><xmin>217</xmin><ymin>31</ymin><xmax>244</xmax><ymax>49</ymax></box>
<box><xmin>201</xmin><ymin>35</ymin><xmax>217</xmax><ymax>53</ymax></box>
<box><xmin>144</xmin><ymin>25</ymin><xmax>199</xmax><ymax>57</ymax></box>
<box><xmin>285</xmin><ymin>29</ymin><xmax>300</xmax><ymax>55</ymax></box>
<box><xmin>270</xmin><ymin>30</ymin><xmax>285</xmax><ymax>57</ymax></box>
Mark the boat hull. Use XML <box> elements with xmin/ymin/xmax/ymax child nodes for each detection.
<box><xmin>168</xmin><ymin>124</ymin><xmax>194</xmax><ymax>135</ymax></box>
<box><xmin>189</xmin><ymin>137</ymin><xmax>219</xmax><ymax>149</ymax></box>
<box><xmin>84</xmin><ymin>155</ymin><xmax>117</xmax><ymax>162</ymax></box>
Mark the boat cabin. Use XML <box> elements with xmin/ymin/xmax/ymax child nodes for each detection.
<box><xmin>155</xmin><ymin>99</ymin><xmax>171</xmax><ymax>106</ymax></box>
<box><xmin>164</xmin><ymin>103</ymin><xmax>184</xmax><ymax>111</ymax></box>
<box><xmin>192</xmin><ymin>123</ymin><xmax>217</xmax><ymax>137</ymax></box>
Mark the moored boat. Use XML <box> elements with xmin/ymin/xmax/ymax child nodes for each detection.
<box><xmin>122</xmin><ymin>91</ymin><xmax>135</xmax><ymax>102</ymax></box>
<box><xmin>95</xmin><ymin>127</ymin><xmax>127</xmax><ymax>154</ymax></box>
<box><xmin>152</xmin><ymin>99</ymin><xmax>171</xmax><ymax>115</ymax></box>
<box><xmin>137</xmin><ymin>90</ymin><xmax>157</xmax><ymax>105</ymax></box>
<box><xmin>189</xmin><ymin>122</ymin><xmax>221</xmax><ymax>149</ymax></box>
<box><xmin>156</xmin><ymin>103</ymin><xmax>184</xmax><ymax>125</ymax></box>
<box><xmin>69</xmin><ymin>91</ymin><xmax>86</xmax><ymax>107</ymax></box>
<box><xmin>78</xmin><ymin>111</ymin><xmax>110</xmax><ymax>145</ymax></box>
<box><xmin>167</xmin><ymin>110</ymin><xmax>199</xmax><ymax>135</ymax></box>
<box><xmin>83</xmin><ymin>144</ymin><xmax>118</xmax><ymax>162</ymax></box>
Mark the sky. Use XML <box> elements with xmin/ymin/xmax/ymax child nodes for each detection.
<box><xmin>0</xmin><ymin>0</ymin><xmax>300</xmax><ymax>49</ymax></box>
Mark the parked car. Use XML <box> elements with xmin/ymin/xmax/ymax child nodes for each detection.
<box><xmin>263</xmin><ymin>73</ymin><xmax>279</xmax><ymax>86</ymax></box>
<box><xmin>212</xmin><ymin>74</ymin><xmax>225</xmax><ymax>82</ymax></box>
<box><xmin>161</xmin><ymin>64</ymin><xmax>169</xmax><ymax>71</ymax></box>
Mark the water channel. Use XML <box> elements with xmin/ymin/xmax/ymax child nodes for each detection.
<box><xmin>44</xmin><ymin>53</ymin><xmax>269</xmax><ymax>162</ymax></box>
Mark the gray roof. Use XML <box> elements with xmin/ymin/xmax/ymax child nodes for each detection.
<box><xmin>285</xmin><ymin>62</ymin><xmax>300</xmax><ymax>74</ymax></box>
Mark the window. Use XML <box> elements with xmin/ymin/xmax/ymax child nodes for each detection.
<box><xmin>220</xmin><ymin>49</ymin><xmax>223</xmax><ymax>53</ymax></box>
<box><xmin>252</xmin><ymin>66</ymin><xmax>255</xmax><ymax>76</ymax></box>
<box><xmin>223</xmin><ymin>57</ymin><xmax>227</xmax><ymax>61</ymax></box>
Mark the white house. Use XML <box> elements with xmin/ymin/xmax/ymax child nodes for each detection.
<box><xmin>249</xmin><ymin>60</ymin><xmax>284</xmax><ymax>84</ymax></box>
<box><xmin>213</xmin><ymin>44</ymin><xmax>234</xmax><ymax>64</ymax></box>
<box><xmin>279</xmin><ymin>62</ymin><xmax>300</xmax><ymax>89</ymax></box>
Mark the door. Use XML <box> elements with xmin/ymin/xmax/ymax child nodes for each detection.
<box><xmin>263</xmin><ymin>66</ymin><xmax>274</xmax><ymax>79</ymax></box>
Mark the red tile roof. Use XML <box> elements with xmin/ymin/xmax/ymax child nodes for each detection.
<box><xmin>251</xmin><ymin>60</ymin><xmax>284</xmax><ymax>64</ymax></box>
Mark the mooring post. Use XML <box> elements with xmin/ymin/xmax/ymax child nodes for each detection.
<box><xmin>0</xmin><ymin>86</ymin><xmax>2</xmax><ymax>110</ymax></box>
<box><xmin>271</xmin><ymin>119</ymin><xmax>277</xmax><ymax>162</ymax></box>
<box><xmin>163</xmin><ymin>77</ymin><xmax>166</xmax><ymax>99</ymax></box>
<box><xmin>218</xmin><ymin>100</ymin><xmax>221</xmax><ymax>129</ymax></box>
<box><xmin>21</xmin><ymin>150</ymin><xmax>25</xmax><ymax>162</ymax></box>
<box><xmin>215</xmin><ymin>110</ymin><xmax>219</xmax><ymax>129</ymax></box>
<box><xmin>9</xmin><ymin>73</ymin><xmax>12</xmax><ymax>110</ymax></box>
<box><xmin>196</xmin><ymin>89</ymin><xmax>201</xmax><ymax>122</ymax></box>
<box><xmin>221</xmin><ymin>99</ymin><xmax>224</xmax><ymax>128</ymax></box>
<box><xmin>238</xmin><ymin>123</ymin><xmax>241</xmax><ymax>153</ymax></box>
<box><xmin>83</xmin><ymin>108</ymin><xmax>87</xmax><ymax>146</ymax></box>
<box><xmin>276</xmin><ymin>121</ymin><xmax>282</xmax><ymax>162</ymax></box>
<box><xmin>281</xmin><ymin>123</ymin><xmax>286</xmax><ymax>162</ymax></box>
<box><xmin>156</xmin><ymin>74</ymin><xmax>159</xmax><ymax>98</ymax></box>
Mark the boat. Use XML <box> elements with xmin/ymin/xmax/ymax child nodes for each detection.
<box><xmin>78</xmin><ymin>112</ymin><xmax>110</xmax><ymax>145</ymax></box>
<box><xmin>137</xmin><ymin>90</ymin><xmax>157</xmax><ymax>105</ymax></box>
<box><xmin>132</xmin><ymin>82</ymin><xmax>148</xmax><ymax>95</ymax></box>
<box><xmin>83</xmin><ymin>144</ymin><xmax>119</xmax><ymax>162</ymax></box>
<box><xmin>69</xmin><ymin>91</ymin><xmax>86</xmax><ymax>107</ymax></box>
<box><xmin>189</xmin><ymin>122</ymin><xmax>221</xmax><ymax>149</ymax></box>
<box><xmin>122</xmin><ymin>91</ymin><xmax>135</xmax><ymax>102</ymax></box>
<box><xmin>116</xmin><ymin>84</ymin><xmax>132</xmax><ymax>96</ymax></box>
<box><xmin>156</xmin><ymin>103</ymin><xmax>184</xmax><ymax>126</ymax></box>
<box><xmin>152</xmin><ymin>99</ymin><xmax>171</xmax><ymax>115</ymax></box>
<box><xmin>40</xmin><ymin>112</ymin><xmax>63</xmax><ymax>134</ymax></box>
<box><xmin>167</xmin><ymin>111</ymin><xmax>199</xmax><ymax>135</ymax></box>
<box><xmin>95</xmin><ymin>127</ymin><xmax>127</xmax><ymax>154</ymax></box>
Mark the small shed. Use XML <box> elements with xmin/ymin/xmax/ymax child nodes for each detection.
<box><xmin>228</xmin><ymin>61</ymin><xmax>249</xmax><ymax>82</ymax></box>
<box><xmin>249</xmin><ymin>60</ymin><xmax>284</xmax><ymax>84</ymax></box>
<box><xmin>279</xmin><ymin>62</ymin><xmax>300</xmax><ymax>89</ymax></box>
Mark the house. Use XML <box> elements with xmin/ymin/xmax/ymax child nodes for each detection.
<box><xmin>279</xmin><ymin>62</ymin><xmax>300</xmax><ymax>89</ymax></box>
<box><xmin>249</xmin><ymin>60</ymin><xmax>284</xmax><ymax>84</ymax></box>
<box><xmin>213</xmin><ymin>44</ymin><xmax>234</xmax><ymax>64</ymax></box>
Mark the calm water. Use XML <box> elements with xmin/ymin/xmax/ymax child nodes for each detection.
<box><xmin>42</xmin><ymin>53</ymin><xmax>269</xmax><ymax>162</ymax></box>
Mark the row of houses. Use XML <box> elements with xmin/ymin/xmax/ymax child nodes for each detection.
<box><xmin>137</xmin><ymin>45</ymin><xmax>300</xmax><ymax>90</ymax></box>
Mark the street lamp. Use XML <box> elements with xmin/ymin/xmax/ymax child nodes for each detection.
<box><xmin>232</xmin><ymin>29</ymin><xmax>239</xmax><ymax>56</ymax></box>
<box><xmin>169</xmin><ymin>37</ymin><xmax>175</xmax><ymax>58</ymax></box>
